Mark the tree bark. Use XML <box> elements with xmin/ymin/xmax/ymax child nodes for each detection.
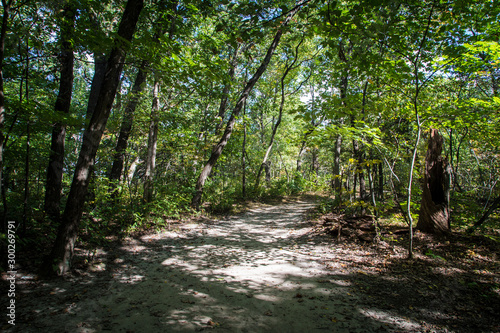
<box><xmin>110</xmin><ymin>0</ymin><xmax>176</xmax><ymax>190</ymax></box>
<box><xmin>42</xmin><ymin>0</ymin><xmax>144</xmax><ymax>276</ymax></box>
<box><xmin>21</xmin><ymin>34</ymin><xmax>29</xmax><ymax>233</ymax></box>
<box><xmin>378</xmin><ymin>160</ymin><xmax>383</xmax><ymax>200</ymax></box>
<box><xmin>215</xmin><ymin>46</ymin><xmax>239</xmax><ymax>134</ymax></box>
<box><xmin>191</xmin><ymin>5</ymin><xmax>302</xmax><ymax>209</ymax></box>
<box><xmin>310</xmin><ymin>148</ymin><xmax>319</xmax><ymax>178</ymax></box>
<box><xmin>296</xmin><ymin>125</ymin><xmax>316</xmax><ymax>173</ymax></box>
<box><xmin>86</xmin><ymin>54</ymin><xmax>107</xmax><ymax>120</ymax></box>
<box><xmin>334</xmin><ymin>72</ymin><xmax>348</xmax><ymax>205</ymax></box>
<box><xmin>332</xmin><ymin>132</ymin><xmax>342</xmax><ymax>204</ymax></box>
<box><xmin>0</xmin><ymin>0</ymin><xmax>13</xmax><ymax>229</ymax></box>
<box><xmin>255</xmin><ymin>42</ymin><xmax>301</xmax><ymax>190</ymax></box>
<box><xmin>241</xmin><ymin>100</ymin><xmax>247</xmax><ymax>198</ymax></box>
<box><xmin>353</xmin><ymin>139</ymin><xmax>365</xmax><ymax>201</ymax></box>
<box><xmin>44</xmin><ymin>4</ymin><xmax>76</xmax><ymax>221</ymax></box>
<box><xmin>143</xmin><ymin>78</ymin><xmax>160</xmax><ymax>203</ymax></box>
<box><xmin>109</xmin><ymin>60</ymin><xmax>148</xmax><ymax>186</ymax></box>
<box><xmin>296</xmin><ymin>141</ymin><xmax>306</xmax><ymax>173</ymax></box>
<box><xmin>417</xmin><ymin>129</ymin><xmax>451</xmax><ymax>234</ymax></box>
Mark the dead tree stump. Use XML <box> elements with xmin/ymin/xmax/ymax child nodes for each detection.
<box><xmin>417</xmin><ymin>129</ymin><xmax>452</xmax><ymax>234</ymax></box>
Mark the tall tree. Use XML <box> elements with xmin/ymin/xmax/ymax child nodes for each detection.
<box><xmin>143</xmin><ymin>77</ymin><xmax>160</xmax><ymax>203</ymax></box>
<box><xmin>0</xmin><ymin>0</ymin><xmax>14</xmax><ymax>228</ymax></box>
<box><xmin>108</xmin><ymin>59</ymin><xmax>148</xmax><ymax>187</ymax></box>
<box><xmin>191</xmin><ymin>4</ymin><xmax>305</xmax><ymax>209</ymax></box>
<box><xmin>42</xmin><ymin>0</ymin><xmax>144</xmax><ymax>276</ymax></box>
<box><xmin>255</xmin><ymin>37</ymin><xmax>303</xmax><ymax>190</ymax></box>
<box><xmin>44</xmin><ymin>3</ymin><xmax>76</xmax><ymax>221</ymax></box>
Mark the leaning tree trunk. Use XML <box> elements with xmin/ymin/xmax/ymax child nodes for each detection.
<box><xmin>254</xmin><ymin>39</ymin><xmax>302</xmax><ymax>190</ymax></box>
<box><xmin>467</xmin><ymin>195</ymin><xmax>500</xmax><ymax>233</ymax></box>
<box><xmin>191</xmin><ymin>4</ymin><xmax>302</xmax><ymax>209</ymax></box>
<box><xmin>109</xmin><ymin>60</ymin><xmax>148</xmax><ymax>187</ymax></box>
<box><xmin>44</xmin><ymin>4</ymin><xmax>76</xmax><ymax>221</ymax></box>
<box><xmin>215</xmin><ymin>46</ymin><xmax>239</xmax><ymax>135</ymax></box>
<box><xmin>42</xmin><ymin>0</ymin><xmax>144</xmax><ymax>276</ymax></box>
<box><xmin>110</xmin><ymin>1</ymin><xmax>176</xmax><ymax>190</ymax></box>
<box><xmin>417</xmin><ymin>129</ymin><xmax>452</xmax><ymax>234</ymax></box>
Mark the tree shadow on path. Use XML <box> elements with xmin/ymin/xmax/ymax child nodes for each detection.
<box><xmin>2</xmin><ymin>198</ymin><xmax>499</xmax><ymax>332</ymax></box>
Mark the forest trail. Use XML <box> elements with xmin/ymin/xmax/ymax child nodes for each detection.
<box><xmin>5</xmin><ymin>198</ymin><xmax>476</xmax><ymax>332</ymax></box>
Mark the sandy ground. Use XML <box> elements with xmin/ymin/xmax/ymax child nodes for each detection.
<box><xmin>1</xmin><ymin>198</ymin><xmax>498</xmax><ymax>332</ymax></box>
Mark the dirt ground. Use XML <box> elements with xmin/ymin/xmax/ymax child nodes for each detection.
<box><xmin>1</xmin><ymin>197</ymin><xmax>499</xmax><ymax>332</ymax></box>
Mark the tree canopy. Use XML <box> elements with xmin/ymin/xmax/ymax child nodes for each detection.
<box><xmin>0</xmin><ymin>0</ymin><xmax>499</xmax><ymax>274</ymax></box>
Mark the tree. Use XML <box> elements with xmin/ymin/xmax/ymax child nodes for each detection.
<box><xmin>0</xmin><ymin>0</ymin><xmax>14</xmax><ymax>228</ymax></box>
<box><xmin>42</xmin><ymin>0</ymin><xmax>144</xmax><ymax>276</ymax></box>
<box><xmin>255</xmin><ymin>36</ymin><xmax>304</xmax><ymax>190</ymax></box>
<box><xmin>143</xmin><ymin>77</ymin><xmax>160</xmax><ymax>203</ymax></box>
<box><xmin>109</xmin><ymin>0</ymin><xmax>177</xmax><ymax>191</ymax></box>
<box><xmin>191</xmin><ymin>3</ymin><xmax>305</xmax><ymax>210</ymax></box>
<box><xmin>108</xmin><ymin>60</ymin><xmax>148</xmax><ymax>188</ymax></box>
<box><xmin>44</xmin><ymin>2</ymin><xmax>76</xmax><ymax>221</ymax></box>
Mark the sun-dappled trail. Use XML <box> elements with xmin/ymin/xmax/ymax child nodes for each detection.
<box><xmin>4</xmin><ymin>198</ymin><xmax>499</xmax><ymax>332</ymax></box>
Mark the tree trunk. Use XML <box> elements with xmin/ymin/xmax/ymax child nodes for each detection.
<box><xmin>109</xmin><ymin>60</ymin><xmax>148</xmax><ymax>187</ymax></box>
<box><xmin>336</xmin><ymin>70</ymin><xmax>349</xmax><ymax>205</ymax></box>
<box><xmin>42</xmin><ymin>0</ymin><xmax>144</xmax><ymax>276</ymax></box>
<box><xmin>215</xmin><ymin>46</ymin><xmax>239</xmax><ymax>134</ymax></box>
<box><xmin>468</xmin><ymin>196</ymin><xmax>500</xmax><ymax>233</ymax></box>
<box><xmin>264</xmin><ymin>161</ymin><xmax>271</xmax><ymax>183</ymax></box>
<box><xmin>241</xmin><ymin>100</ymin><xmax>247</xmax><ymax>198</ymax></box>
<box><xmin>143</xmin><ymin>78</ymin><xmax>160</xmax><ymax>203</ymax></box>
<box><xmin>86</xmin><ymin>54</ymin><xmax>107</xmax><ymax>119</ymax></box>
<box><xmin>0</xmin><ymin>0</ymin><xmax>13</xmax><ymax>230</ymax></box>
<box><xmin>191</xmin><ymin>5</ymin><xmax>302</xmax><ymax>209</ymax></box>
<box><xmin>353</xmin><ymin>139</ymin><xmax>365</xmax><ymax>202</ymax></box>
<box><xmin>44</xmin><ymin>4</ymin><xmax>76</xmax><ymax>221</ymax></box>
<box><xmin>110</xmin><ymin>0</ymin><xmax>176</xmax><ymax>189</ymax></box>
<box><xmin>333</xmin><ymin>133</ymin><xmax>342</xmax><ymax>195</ymax></box>
<box><xmin>278</xmin><ymin>149</ymin><xmax>289</xmax><ymax>182</ymax></box>
<box><xmin>21</xmin><ymin>36</ymin><xmax>29</xmax><ymax>233</ymax></box>
<box><xmin>310</xmin><ymin>148</ymin><xmax>319</xmax><ymax>178</ymax></box>
<box><xmin>255</xmin><ymin>39</ymin><xmax>302</xmax><ymax>190</ymax></box>
<box><xmin>296</xmin><ymin>141</ymin><xmax>306</xmax><ymax>173</ymax></box>
<box><xmin>127</xmin><ymin>155</ymin><xmax>141</xmax><ymax>181</ymax></box>
<box><xmin>296</xmin><ymin>125</ymin><xmax>316</xmax><ymax>173</ymax></box>
<box><xmin>417</xmin><ymin>129</ymin><xmax>451</xmax><ymax>234</ymax></box>
<box><xmin>367</xmin><ymin>164</ymin><xmax>377</xmax><ymax>217</ymax></box>
<box><xmin>378</xmin><ymin>161</ymin><xmax>383</xmax><ymax>200</ymax></box>
<box><xmin>23</xmin><ymin>118</ymin><xmax>30</xmax><ymax>233</ymax></box>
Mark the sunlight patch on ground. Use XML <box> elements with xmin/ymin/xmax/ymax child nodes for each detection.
<box><xmin>114</xmin><ymin>273</ymin><xmax>145</xmax><ymax>284</ymax></box>
<box><xmin>119</xmin><ymin>244</ymin><xmax>147</xmax><ymax>253</ymax></box>
<box><xmin>253</xmin><ymin>293</ymin><xmax>282</xmax><ymax>302</ymax></box>
<box><xmin>50</xmin><ymin>287</ymin><xmax>67</xmax><ymax>294</ymax></box>
<box><xmin>359</xmin><ymin>308</ymin><xmax>421</xmax><ymax>331</ymax></box>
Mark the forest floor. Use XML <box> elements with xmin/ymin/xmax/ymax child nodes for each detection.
<box><xmin>1</xmin><ymin>196</ymin><xmax>499</xmax><ymax>332</ymax></box>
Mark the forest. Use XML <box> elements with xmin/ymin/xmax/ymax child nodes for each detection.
<box><xmin>0</xmin><ymin>0</ymin><xmax>499</xmax><ymax>331</ymax></box>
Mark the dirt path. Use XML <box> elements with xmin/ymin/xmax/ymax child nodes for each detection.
<box><xmin>4</xmin><ymin>198</ymin><xmax>496</xmax><ymax>332</ymax></box>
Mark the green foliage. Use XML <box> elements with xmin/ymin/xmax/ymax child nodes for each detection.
<box><xmin>2</xmin><ymin>0</ymin><xmax>499</xmax><ymax>266</ymax></box>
